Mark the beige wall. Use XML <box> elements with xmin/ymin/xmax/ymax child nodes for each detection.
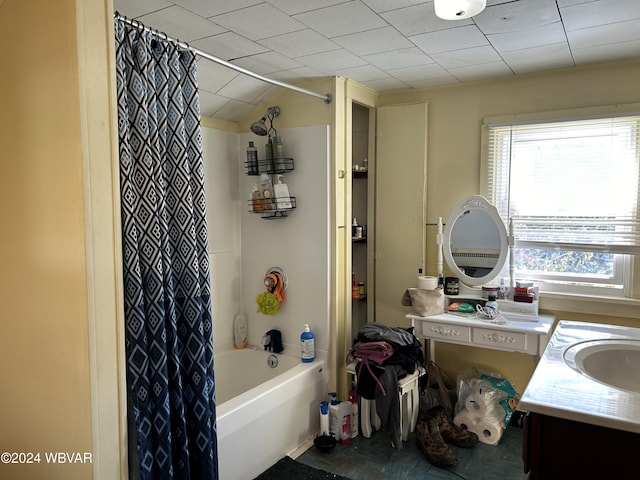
<box><xmin>377</xmin><ymin>59</ymin><xmax>640</xmax><ymax>393</ymax></box>
<box><xmin>0</xmin><ymin>1</ymin><xmax>94</xmax><ymax>479</ymax></box>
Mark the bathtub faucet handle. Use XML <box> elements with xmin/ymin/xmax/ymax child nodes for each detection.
<box><xmin>261</xmin><ymin>334</ymin><xmax>272</xmax><ymax>350</ymax></box>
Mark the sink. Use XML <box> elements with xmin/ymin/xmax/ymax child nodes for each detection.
<box><xmin>564</xmin><ymin>339</ymin><xmax>640</xmax><ymax>393</ymax></box>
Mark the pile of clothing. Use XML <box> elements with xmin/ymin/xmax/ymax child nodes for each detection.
<box><xmin>347</xmin><ymin>323</ymin><xmax>424</xmax><ymax>449</ymax></box>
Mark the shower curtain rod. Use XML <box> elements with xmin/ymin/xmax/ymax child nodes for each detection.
<box><xmin>114</xmin><ymin>13</ymin><xmax>333</xmax><ymax>105</ymax></box>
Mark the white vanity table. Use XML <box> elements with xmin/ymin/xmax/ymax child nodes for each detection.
<box><xmin>408</xmin><ymin>311</ymin><xmax>554</xmax><ymax>363</ymax></box>
<box><xmin>409</xmin><ymin>195</ymin><xmax>555</xmax><ymax>363</ymax></box>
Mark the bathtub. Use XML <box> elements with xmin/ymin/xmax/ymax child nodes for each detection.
<box><xmin>215</xmin><ymin>347</ymin><xmax>328</xmax><ymax>480</ymax></box>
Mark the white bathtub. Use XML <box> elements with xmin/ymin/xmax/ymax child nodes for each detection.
<box><xmin>215</xmin><ymin>347</ymin><xmax>328</xmax><ymax>480</ymax></box>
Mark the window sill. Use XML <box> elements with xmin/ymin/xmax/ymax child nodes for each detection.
<box><xmin>539</xmin><ymin>291</ymin><xmax>640</xmax><ymax>320</ymax></box>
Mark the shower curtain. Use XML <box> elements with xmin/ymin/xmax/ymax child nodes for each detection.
<box><xmin>115</xmin><ymin>18</ymin><xmax>218</xmax><ymax>480</ymax></box>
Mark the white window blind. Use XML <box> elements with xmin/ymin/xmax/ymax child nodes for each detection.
<box><xmin>486</xmin><ymin>116</ymin><xmax>640</xmax><ymax>257</ymax></box>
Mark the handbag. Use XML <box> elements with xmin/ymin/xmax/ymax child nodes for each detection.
<box><xmin>401</xmin><ymin>287</ymin><xmax>445</xmax><ymax>317</ymax></box>
<box><xmin>419</xmin><ymin>360</ymin><xmax>458</xmax><ymax>416</ymax></box>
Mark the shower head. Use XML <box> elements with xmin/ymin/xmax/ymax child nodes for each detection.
<box><xmin>250</xmin><ymin>106</ymin><xmax>280</xmax><ymax>136</ymax></box>
<box><xmin>250</xmin><ymin>118</ymin><xmax>268</xmax><ymax>136</ymax></box>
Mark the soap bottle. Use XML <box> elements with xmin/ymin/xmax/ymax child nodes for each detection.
<box><xmin>259</xmin><ymin>174</ymin><xmax>274</xmax><ymax>210</ymax></box>
<box><xmin>328</xmin><ymin>393</ymin><xmax>339</xmax><ymax>439</ymax></box>
<box><xmin>246</xmin><ymin>141</ymin><xmax>258</xmax><ymax>175</ymax></box>
<box><xmin>352</xmin><ymin>217</ymin><xmax>361</xmax><ymax>238</ymax></box>
<box><xmin>301</xmin><ymin>324</ymin><xmax>315</xmax><ymax>363</ymax></box>
<box><xmin>273</xmin><ymin>174</ymin><xmax>292</xmax><ymax>210</ymax></box>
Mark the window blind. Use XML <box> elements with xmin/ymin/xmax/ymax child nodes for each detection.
<box><xmin>486</xmin><ymin>115</ymin><xmax>640</xmax><ymax>256</ymax></box>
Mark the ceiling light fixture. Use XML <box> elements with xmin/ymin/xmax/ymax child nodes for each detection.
<box><xmin>434</xmin><ymin>0</ymin><xmax>486</xmax><ymax>20</ymax></box>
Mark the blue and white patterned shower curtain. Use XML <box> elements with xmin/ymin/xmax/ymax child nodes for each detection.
<box><xmin>115</xmin><ymin>18</ymin><xmax>218</xmax><ymax>480</ymax></box>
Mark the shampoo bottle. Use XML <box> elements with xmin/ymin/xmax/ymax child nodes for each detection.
<box><xmin>250</xmin><ymin>184</ymin><xmax>264</xmax><ymax>213</ymax></box>
<box><xmin>273</xmin><ymin>174</ymin><xmax>292</xmax><ymax>210</ymax></box>
<box><xmin>320</xmin><ymin>401</ymin><xmax>330</xmax><ymax>436</ymax></box>
<box><xmin>246</xmin><ymin>141</ymin><xmax>258</xmax><ymax>175</ymax></box>
<box><xmin>301</xmin><ymin>324</ymin><xmax>315</xmax><ymax>363</ymax></box>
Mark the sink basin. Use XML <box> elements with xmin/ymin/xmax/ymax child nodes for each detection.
<box><xmin>564</xmin><ymin>339</ymin><xmax>640</xmax><ymax>393</ymax></box>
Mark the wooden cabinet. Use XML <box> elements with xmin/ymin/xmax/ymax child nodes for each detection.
<box><xmin>523</xmin><ymin>411</ymin><xmax>640</xmax><ymax>479</ymax></box>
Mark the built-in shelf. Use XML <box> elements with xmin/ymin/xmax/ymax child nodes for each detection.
<box><xmin>352</xmin><ymin>237</ymin><xmax>367</xmax><ymax>243</ymax></box>
<box><xmin>353</xmin><ymin>170</ymin><xmax>368</xmax><ymax>179</ymax></box>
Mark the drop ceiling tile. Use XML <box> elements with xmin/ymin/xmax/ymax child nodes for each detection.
<box><xmin>198</xmin><ymin>90</ymin><xmax>235</xmax><ymax>117</ymax></box>
<box><xmin>216</xmin><ymin>75</ymin><xmax>273</xmax><ymax>103</ymax></box>
<box><xmin>475</xmin><ymin>0</ymin><xmax>560</xmax><ymax>34</ymax></box>
<box><xmin>211</xmin><ymin>4</ymin><xmax>306</xmax><ymax>41</ymax></box>
<box><xmin>267</xmin><ymin>0</ymin><xmax>348</xmax><ymax>15</ymax></box>
<box><xmin>567</xmin><ymin>19</ymin><xmax>640</xmax><ymax>49</ymax></box>
<box><xmin>171</xmin><ymin>0</ymin><xmax>262</xmax><ymax>17</ymax></box>
<box><xmin>210</xmin><ymin>99</ymin><xmax>258</xmax><ymax>122</ymax></box>
<box><xmin>362</xmin><ymin>0</ymin><xmax>431</xmax><ymax>14</ymax></box>
<box><xmin>232</xmin><ymin>51</ymin><xmax>304</xmax><ymax>75</ymax></box>
<box><xmin>333</xmin><ymin>27</ymin><xmax>414</xmax><ymax>56</ymax></box>
<box><xmin>510</xmin><ymin>56</ymin><xmax>575</xmax><ymax>75</ymax></box>
<box><xmin>447</xmin><ymin>61</ymin><xmax>513</xmax><ymax>82</ymax></box>
<box><xmin>363</xmin><ymin>47</ymin><xmax>434</xmax><ymax>70</ymax></box>
<box><xmin>296</xmin><ymin>49</ymin><xmax>368</xmax><ymax>72</ymax></box>
<box><xmin>561</xmin><ymin>0</ymin><xmax>640</xmax><ymax>31</ymax></box>
<box><xmin>195</xmin><ymin>59</ymin><xmax>240</xmax><ymax>93</ymax></box>
<box><xmin>501</xmin><ymin>43</ymin><xmax>574</xmax><ymax>68</ymax></box>
<box><xmin>114</xmin><ymin>0</ymin><xmax>172</xmax><ymax>18</ymax></box>
<box><xmin>404</xmin><ymin>75</ymin><xmax>459</xmax><ymax>89</ymax></box>
<box><xmin>488</xmin><ymin>22</ymin><xmax>567</xmax><ymax>52</ymax></box>
<box><xmin>411</xmin><ymin>25</ymin><xmax>490</xmax><ymax>55</ymax></box>
<box><xmin>294</xmin><ymin>1</ymin><xmax>388</xmax><ymax>38</ymax></box>
<box><xmin>361</xmin><ymin>76</ymin><xmax>410</xmax><ymax>91</ymax></box>
<box><xmin>327</xmin><ymin>64</ymin><xmax>389</xmax><ymax>82</ymax></box>
<box><xmin>431</xmin><ymin>45</ymin><xmax>503</xmax><ymax>69</ymax></box>
<box><xmin>136</xmin><ymin>6</ymin><xmax>226</xmax><ymax>42</ymax></box>
<box><xmin>381</xmin><ymin>3</ymin><xmax>471</xmax><ymax>36</ymax></box>
<box><xmin>388</xmin><ymin>62</ymin><xmax>453</xmax><ymax>82</ymax></box>
<box><xmin>572</xmin><ymin>39</ymin><xmax>640</xmax><ymax>65</ymax></box>
<box><xmin>191</xmin><ymin>32</ymin><xmax>269</xmax><ymax>61</ymax></box>
<box><xmin>259</xmin><ymin>29</ymin><xmax>339</xmax><ymax>58</ymax></box>
<box><xmin>267</xmin><ymin>66</ymin><xmax>326</xmax><ymax>81</ymax></box>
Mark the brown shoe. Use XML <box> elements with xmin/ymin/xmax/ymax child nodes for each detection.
<box><xmin>425</xmin><ymin>405</ymin><xmax>478</xmax><ymax>448</ymax></box>
<box><xmin>416</xmin><ymin>418</ymin><xmax>456</xmax><ymax>467</ymax></box>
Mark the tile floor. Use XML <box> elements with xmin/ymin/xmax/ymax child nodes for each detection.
<box><xmin>296</xmin><ymin>424</ymin><xmax>524</xmax><ymax>480</ymax></box>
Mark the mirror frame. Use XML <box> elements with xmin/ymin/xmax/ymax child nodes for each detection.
<box><xmin>442</xmin><ymin>195</ymin><xmax>508</xmax><ymax>287</ymax></box>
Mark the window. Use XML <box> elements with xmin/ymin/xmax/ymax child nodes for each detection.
<box><xmin>482</xmin><ymin>109</ymin><xmax>640</xmax><ymax>297</ymax></box>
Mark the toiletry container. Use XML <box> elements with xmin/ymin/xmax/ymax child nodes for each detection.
<box><xmin>349</xmin><ymin>390</ymin><xmax>359</xmax><ymax>438</ymax></box>
<box><xmin>301</xmin><ymin>324</ymin><xmax>315</xmax><ymax>363</ymax></box>
<box><xmin>250</xmin><ymin>184</ymin><xmax>264</xmax><ymax>213</ymax></box>
<box><xmin>272</xmin><ymin>135</ymin><xmax>285</xmax><ymax>170</ymax></box>
<box><xmin>328</xmin><ymin>393</ymin><xmax>339</xmax><ymax>439</ymax></box>
<box><xmin>338</xmin><ymin>401</ymin><xmax>352</xmax><ymax>444</ymax></box>
<box><xmin>246</xmin><ymin>141</ymin><xmax>258</xmax><ymax>175</ymax></box>
<box><xmin>259</xmin><ymin>174</ymin><xmax>274</xmax><ymax>210</ymax></box>
<box><xmin>233</xmin><ymin>313</ymin><xmax>248</xmax><ymax>349</ymax></box>
<box><xmin>486</xmin><ymin>295</ymin><xmax>498</xmax><ymax>312</ymax></box>
<box><xmin>273</xmin><ymin>174</ymin><xmax>292</xmax><ymax>210</ymax></box>
<box><xmin>320</xmin><ymin>401</ymin><xmax>330</xmax><ymax>435</ymax></box>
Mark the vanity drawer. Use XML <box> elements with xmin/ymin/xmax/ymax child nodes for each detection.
<box><xmin>473</xmin><ymin>328</ymin><xmax>528</xmax><ymax>352</ymax></box>
<box><xmin>417</xmin><ymin>321</ymin><xmax>472</xmax><ymax>343</ymax></box>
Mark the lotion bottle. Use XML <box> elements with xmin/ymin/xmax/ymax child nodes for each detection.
<box><xmin>273</xmin><ymin>174</ymin><xmax>292</xmax><ymax>210</ymax></box>
<box><xmin>301</xmin><ymin>324</ymin><xmax>315</xmax><ymax>363</ymax></box>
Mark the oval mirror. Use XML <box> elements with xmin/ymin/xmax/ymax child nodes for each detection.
<box><xmin>442</xmin><ymin>195</ymin><xmax>508</xmax><ymax>287</ymax></box>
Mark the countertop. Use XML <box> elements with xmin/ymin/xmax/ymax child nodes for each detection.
<box><xmin>519</xmin><ymin>320</ymin><xmax>640</xmax><ymax>434</ymax></box>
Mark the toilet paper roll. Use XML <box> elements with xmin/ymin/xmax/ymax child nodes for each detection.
<box><xmin>474</xmin><ymin>420</ymin><xmax>504</xmax><ymax>445</ymax></box>
<box><xmin>417</xmin><ymin>276</ymin><xmax>438</xmax><ymax>290</ymax></box>
<box><xmin>453</xmin><ymin>412</ymin><xmax>477</xmax><ymax>431</ymax></box>
<box><xmin>464</xmin><ymin>393</ymin><xmax>498</xmax><ymax>417</ymax></box>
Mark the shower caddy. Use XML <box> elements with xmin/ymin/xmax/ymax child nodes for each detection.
<box><xmin>246</xmin><ymin>155</ymin><xmax>296</xmax><ymax>219</ymax></box>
